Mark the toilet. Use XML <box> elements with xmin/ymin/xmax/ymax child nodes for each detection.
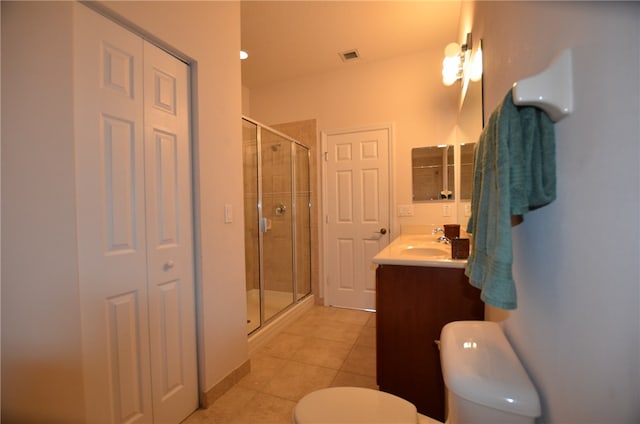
<box><xmin>293</xmin><ymin>321</ymin><xmax>541</xmax><ymax>424</ymax></box>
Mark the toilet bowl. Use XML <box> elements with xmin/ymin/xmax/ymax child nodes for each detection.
<box><xmin>293</xmin><ymin>321</ymin><xmax>541</xmax><ymax>424</ymax></box>
<box><xmin>293</xmin><ymin>386</ymin><xmax>440</xmax><ymax>424</ymax></box>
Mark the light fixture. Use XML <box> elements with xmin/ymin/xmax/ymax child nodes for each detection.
<box><xmin>441</xmin><ymin>33</ymin><xmax>473</xmax><ymax>86</ymax></box>
<box><xmin>240</xmin><ymin>50</ymin><xmax>249</xmax><ymax>60</ymax></box>
<box><xmin>469</xmin><ymin>44</ymin><xmax>483</xmax><ymax>82</ymax></box>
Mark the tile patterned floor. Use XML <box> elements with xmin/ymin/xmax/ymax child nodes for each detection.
<box><xmin>183</xmin><ymin>305</ymin><xmax>376</xmax><ymax>424</ymax></box>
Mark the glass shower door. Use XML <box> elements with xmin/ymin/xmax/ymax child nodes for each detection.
<box><xmin>294</xmin><ymin>144</ymin><xmax>311</xmax><ymax>300</ymax></box>
<box><xmin>242</xmin><ymin>120</ymin><xmax>261</xmax><ymax>334</ymax></box>
<box><xmin>243</xmin><ymin>117</ymin><xmax>311</xmax><ymax>335</ymax></box>
<box><xmin>261</xmin><ymin>129</ymin><xmax>294</xmax><ymax>322</ymax></box>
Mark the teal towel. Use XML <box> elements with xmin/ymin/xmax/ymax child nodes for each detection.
<box><xmin>465</xmin><ymin>91</ymin><xmax>556</xmax><ymax>310</ymax></box>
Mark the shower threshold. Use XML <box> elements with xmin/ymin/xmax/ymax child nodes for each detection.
<box><xmin>247</xmin><ymin>293</ymin><xmax>314</xmax><ymax>354</ymax></box>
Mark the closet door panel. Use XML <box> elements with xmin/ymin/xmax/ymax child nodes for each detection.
<box><xmin>74</xmin><ymin>5</ymin><xmax>152</xmax><ymax>423</ymax></box>
<box><xmin>143</xmin><ymin>41</ymin><xmax>198</xmax><ymax>423</ymax></box>
<box><xmin>107</xmin><ymin>292</ymin><xmax>147</xmax><ymax>423</ymax></box>
<box><xmin>75</xmin><ymin>6</ymin><xmax>197</xmax><ymax>423</ymax></box>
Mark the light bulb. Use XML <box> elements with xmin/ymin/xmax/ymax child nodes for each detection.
<box><xmin>470</xmin><ymin>47</ymin><xmax>483</xmax><ymax>81</ymax></box>
<box><xmin>442</xmin><ymin>41</ymin><xmax>464</xmax><ymax>86</ymax></box>
<box><xmin>444</xmin><ymin>42</ymin><xmax>461</xmax><ymax>58</ymax></box>
<box><xmin>442</xmin><ymin>56</ymin><xmax>460</xmax><ymax>72</ymax></box>
<box><xmin>442</xmin><ymin>71</ymin><xmax>458</xmax><ymax>86</ymax></box>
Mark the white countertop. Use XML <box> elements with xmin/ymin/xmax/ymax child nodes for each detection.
<box><xmin>372</xmin><ymin>232</ymin><xmax>468</xmax><ymax>269</ymax></box>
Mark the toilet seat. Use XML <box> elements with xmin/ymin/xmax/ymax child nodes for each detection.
<box><xmin>293</xmin><ymin>387</ymin><xmax>417</xmax><ymax>424</ymax></box>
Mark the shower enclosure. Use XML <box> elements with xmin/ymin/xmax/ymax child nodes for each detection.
<box><xmin>242</xmin><ymin>117</ymin><xmax>312</xmax><ymax>334</ymax></box>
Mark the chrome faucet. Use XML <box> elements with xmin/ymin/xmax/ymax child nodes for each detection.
<box><xmin>432</xmin><ymin>227</ymin><xmax>451</xmax><ymax>244</ymax></box>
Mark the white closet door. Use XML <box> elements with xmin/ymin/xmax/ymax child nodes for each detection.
<box><xmin>74</xmin><ymin>5</ymin><xmax>197</xmax><ymax>423</ymax></box>
<box><xmin>143</xmin><ymin>41</ymin><xmax>198</xmax><ymax>423</ymax></box>
<box><xmin>75</xmin><ymin>5</ymin><xmax>153</xmax><ymax>423</ymax></box>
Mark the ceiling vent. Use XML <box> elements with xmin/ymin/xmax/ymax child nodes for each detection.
<box><xmin>340</xmin><ymin>49</ymin><xmax>360</xmax><ymax>62</ymax></box>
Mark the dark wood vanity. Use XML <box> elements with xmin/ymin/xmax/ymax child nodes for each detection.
<box><xmin>376</xmin><ymin>264</ymin><xmax>484</xmax><ymax>422</ymax></box>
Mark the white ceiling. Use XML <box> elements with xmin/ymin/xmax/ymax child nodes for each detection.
<box><xmin>241</xmin><ymin>1</ymin><xmax>461</xmax><ymax>89</ymax></box>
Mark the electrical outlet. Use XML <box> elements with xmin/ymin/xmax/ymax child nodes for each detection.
<box><xmin>397</xmin><ymin>204</ymin><xmax>414</xmax><ymax>217</ymax></box>
<box><xmin>464</xmin><ymin>203</ymin><xmax>471</xmax><ymax>217</ymax></box>
<box><xmin>442</xmin><ymin>204</ymin><xmax>452</xmax><ymax>217</ymax></box>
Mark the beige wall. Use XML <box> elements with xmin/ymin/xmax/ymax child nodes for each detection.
<box><xmin>247</xmin><ymin>48</ymin><xmax>462</xmax><ymax>237</ymax></box>
<box><xmin>468</xmin><ymin>1</ymin><xmax>639</xmax><ymax>422</ymax></box>
<box><xmin>2</xmin><ymin>2</ymin><xmax>84</xmax><ymax>421</ymax></box>
<box><xmin>2</xmin><ymin>1</ymin><xmax>247</xmax><ymax>420</ymax></box>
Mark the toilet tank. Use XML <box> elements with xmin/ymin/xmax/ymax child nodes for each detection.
<box><xmin>440</xmin><ymin>321</ymin><xmax>541</xmax><ymax>424</ymax></box>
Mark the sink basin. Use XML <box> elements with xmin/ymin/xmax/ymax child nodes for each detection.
<box><xmin>372</xmin><ymin>232</ymin><xmax>467</xmax><ymax>268</ymax></box>
<box><xmin>372</xmin><ymin>233</ymin><xmax>467</xmax><ymax>268</ymax></box>
<box><xmin>400</xmin><ymin>246</ymin><xmax>449</xmax><ymax>258</ymax></box>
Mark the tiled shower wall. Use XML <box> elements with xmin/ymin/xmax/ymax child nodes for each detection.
<box><xmin>270</xmin><ymin>120</ymin><xmax>318</xmax><ymax>302</ymax></box>
<box><xmin>260</xmin><ymin>130</ymin><xmax>294</xmax><ymax>293</ymax></box>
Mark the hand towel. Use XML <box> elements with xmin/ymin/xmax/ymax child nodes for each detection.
<box><xmin>465</xmin><ymin>91</ymin><xmax>556</xmax><ymax>310</ymax></box>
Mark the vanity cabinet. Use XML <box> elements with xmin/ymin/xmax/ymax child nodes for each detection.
<box><xmin>376</xmin><ymin>265</ymin><xmax>484</xmax><ymax>422</ymax></box>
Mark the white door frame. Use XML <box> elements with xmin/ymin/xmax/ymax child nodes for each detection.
<box><xmin>320</xmin><ymin>123</ymin><xmax>395</xmax><ymax>306</ymax></box>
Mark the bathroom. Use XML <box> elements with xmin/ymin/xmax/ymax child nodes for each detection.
<box><xmin>242</xmin><ymin>2</ymin><xmax>639</xmax><ymax>422</ymax></box>
<box><xmin>244</xmin><ymin>2</ymin><xmax>639</xmax><ymax>422</ymax></box>
<box><xmin>2</xmin><ymin>1</ymin><xmax>638</xmax><ymax>423</ymax></box>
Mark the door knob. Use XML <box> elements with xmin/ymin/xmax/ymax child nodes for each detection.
<box><xmin>164</xmin><ymin>260</ymin><xmax>175</xmax><ymax>271</ymax></box>
<box><xmin>378</xmin><ymin>228</ymin><xmax>387</xmax><ymax>235</ymax></box>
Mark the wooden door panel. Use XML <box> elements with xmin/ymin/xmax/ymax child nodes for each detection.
<box><xmin>74</xmin><ymin>5</ymin><xmax>152</xmax><ymax>423</ymax></box>
<box><xmin>103</xmin><ymin>116</ymin><xmax>139</xmax><ymax>253</ymax></box>
<box><xmin>336</xmin><ymin>170</ymin><xmax>354</xmax><ymax>222</ymax></box>
<box><xmin>143</xmin><ymin>41</ymin><xmax>198</xmax><ymax>423</ymax></box>
<box><xmin>326</xmin><ymin>128</ymin><xmax>390</xmax><ymax>309</ymax></box>
<box><xmin>107</xmin><ymin>293</ymin><xmax>147</xmax><ymax>424</ymax></box>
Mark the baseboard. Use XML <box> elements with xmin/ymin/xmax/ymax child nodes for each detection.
<box><xmin>199</xmin><ymin>359</ymin><xmax>251</xmax><ymax>408</ymax></box>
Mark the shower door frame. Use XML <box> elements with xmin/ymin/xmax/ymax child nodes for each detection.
<box><xmin>243</xmin><ymin>116</ymin><xmax>312</xmax><ymax>335</ymax></box>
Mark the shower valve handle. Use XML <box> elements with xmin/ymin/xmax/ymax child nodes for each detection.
<box><xmin>275</xmin><ymin>203</ymin><xmax>287</xmax><ymax>215</ymax></box>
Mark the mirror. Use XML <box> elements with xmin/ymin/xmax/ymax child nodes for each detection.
<box><xmin>412</xmin><ymin>145</ymin><xmax>454</xmax><ymax>202</ymax></box>
<box><xmin>411</xmin><ymin>40</ymin><xmax>483</xmax><ymax>207</ymax></box>
<box><xmin>460</xmin><ymin>143</ymin><xmax>475</xmax><ymax>200</ymax></box>
<box><xmin>458</xmin><ymin>39</ymin><xmax>484</xmax><ymax>202</ymax></box>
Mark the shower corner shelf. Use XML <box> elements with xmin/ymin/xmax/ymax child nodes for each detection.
<box><xmin>512</xmin><ymin>48</ymin><xmax>573</xmax><ymax>122</ymax></box>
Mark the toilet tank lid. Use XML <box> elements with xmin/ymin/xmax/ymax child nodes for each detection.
<box><xmin>440</xmin><ymin>321</ymin><xmax>541</xmax><ymax>418</ymax></box>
